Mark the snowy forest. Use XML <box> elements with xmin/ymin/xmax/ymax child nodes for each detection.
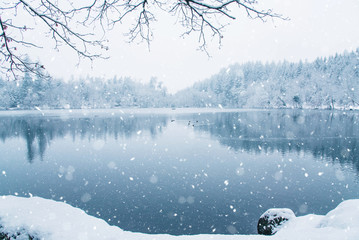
<box><xmin>0</xmin><ymin>48</ymin><xmax>358</xmax><ymax>110</ymax></box>
<box><xmin>0</xmin><ymin>75</ymin><xmax>170</xmax><ymax>109</ymax></box>
<box><xmin>175</xmin><ymin>48</ymin><xmax>359</xmax><ymax>109</ymax></box>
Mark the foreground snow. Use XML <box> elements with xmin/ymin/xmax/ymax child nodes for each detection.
<box><xmin>0</xmin><ymin>196</ymin><xmax>358</xmax><ymax>240</ymax></box>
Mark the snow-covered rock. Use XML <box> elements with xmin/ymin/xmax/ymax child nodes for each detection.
<box><xmin>0</xmin><ymin>195</ymin><xmax>358</xmax><ymax>240</ymax></box>
<box><xmin>257</xmin><ymin>208</ymin><xmax>296</xmax><ymax>235</ymax></box>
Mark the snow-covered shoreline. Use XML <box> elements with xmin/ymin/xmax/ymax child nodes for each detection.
<box><xmin>0</xmin><ymin>107</ymin><xmax>358</xmax><ymax>118</ymax></box>
<box><xmin>0</xmin><ymin>196</ymin><xmax>358</xmax><ymax>240</ymax></box>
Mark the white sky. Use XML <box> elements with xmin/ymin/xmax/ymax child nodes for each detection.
<box><xmin>33</xmin><ymin>0</ymin><xmax>359</xmax><ymax>93</ymax></box>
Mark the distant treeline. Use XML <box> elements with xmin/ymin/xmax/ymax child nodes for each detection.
<box><xmin>174</xmin><ymin>48</ymin><xmax>359</xmax><ymax>109</ymax></box>
<box><xmin>0</xmin><ymin>75</ymin><xmax>170</xmax><ymax>109</ymax></box>
<box><xmin>0</xmin><ymin>48</ymin><xmax>358</xmax><ymax>110</ymax></box>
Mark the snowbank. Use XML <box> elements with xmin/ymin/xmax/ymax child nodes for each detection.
<box><xmin>0</xmin><ymin>196</ymin><xmax>358</xmax><ymax>240</ymax></box>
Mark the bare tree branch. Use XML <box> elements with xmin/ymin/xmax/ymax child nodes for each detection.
<box><xmin>0</xmin><ymin>16</ymin><xmax>46</xmax><ymax>80</ymax></box>
<box><xmin>0</xmin><ymin>0</ymin><xmax>286</xmax><ymax>80</ymax></box>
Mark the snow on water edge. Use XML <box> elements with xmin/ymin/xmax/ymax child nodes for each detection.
<box><xmin>0</xmin><ymin>196</ymin><xmax>358</xmax><ymax>240</ymax></box>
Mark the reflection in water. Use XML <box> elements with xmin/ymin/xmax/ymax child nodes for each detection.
<box><xmin>180</xmin><ymin>110</ymin><xmax>359</xmax><ymax>175</ymax></box>
<box><xmin>0</xmin><ymin>109</ymin><xmax>359</xmax><ymax>235</ymax></box>
<box><xmin>0</xmin><ymin>114</ymin><xmax>168</xmax><ymax>163</ymax></box>
<box><xmin>1</xmin><ymin>110</ymin><xmax>358</xmax><ymax>170</ymax></box>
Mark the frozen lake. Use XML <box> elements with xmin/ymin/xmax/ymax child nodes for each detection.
<box><xmin>0</xmin><ymin>109</ymin><xmax>358</xmax><ymax>235</ymax></box>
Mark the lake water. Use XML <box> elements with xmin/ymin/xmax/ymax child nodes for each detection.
<box><xmin>0</xmin><ymin>109</ymin><xmax>359</xmax><ymax>235</ymax></box>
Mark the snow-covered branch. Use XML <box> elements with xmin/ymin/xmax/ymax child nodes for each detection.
<box><xmin>0</xmin><ymin>0</ymin><xmax>284</xmax><ymax>79</ymax></box>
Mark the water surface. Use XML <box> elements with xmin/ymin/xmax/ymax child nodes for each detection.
<box><xmin>0</xmin><ymin>109</ymin><xmax>358</xmax><ymax>235</ymax></box>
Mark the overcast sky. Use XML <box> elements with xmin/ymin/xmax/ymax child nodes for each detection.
<box><xmin>35</xmin><ymin>0</ymin><xmax>359</xmax><ymax>93</ymax></box>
